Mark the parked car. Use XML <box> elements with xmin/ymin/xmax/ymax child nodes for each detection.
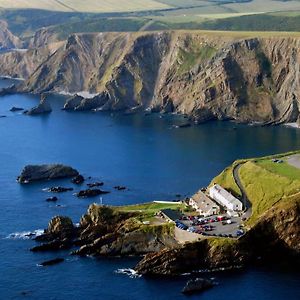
<box><xmin>236</xmin><ymin>229</ymin><xmax>244</xmax><ymax>236</ymax></box>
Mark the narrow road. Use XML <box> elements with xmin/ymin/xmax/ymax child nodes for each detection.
<box><xmin>233</xmin><ymin>163</ymin><xmax>252</xmax><ymax>220</ymax></box>
<box><xmin>139</xmin><ymin>19</ymin><xmax>155</xmax><ymax>31</ymax></box>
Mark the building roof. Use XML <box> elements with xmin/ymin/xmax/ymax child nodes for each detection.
<box><xmin>190</xmin><ymin>191</ymin><xmax>219</xmax><ymax>212</ymax></box>
<box><xmin>161</xmin><ymin>209</ymin><xmax>182</xmax><ymax>221</ymax></box>
<box><xmin>210</xmin><ymin>184</ymin><xmax>242</xmax><ymax>207</ymax></box>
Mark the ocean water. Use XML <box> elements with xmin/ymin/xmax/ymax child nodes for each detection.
<box><xmin>0</xmin><ymin>79</ymin><xmax>299</xmax><ymax>299</ymax></box>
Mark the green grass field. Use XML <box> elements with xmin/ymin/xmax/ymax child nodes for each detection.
<box><xmin>0</xmin><ymin>0</ymin><xmax>170</xmax><ymax>13</ymax></box>
<box><xmin>116</xmin><ymin>202</ymin><xmax>184</xmax><ymax>216</ymax></box>
<box><xmin>2</xmin><ymin>0</ymin><xmax>300</xmax><ymax>38</ymax></box>
<box><xmin>211</xmin><ymin>151</ymin><xmax>300</xmax><ymax>225</ymax></box>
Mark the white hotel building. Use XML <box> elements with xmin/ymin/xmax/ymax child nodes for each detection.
<box><xmin>209</xmin><ymin>184</ymin><xmax>243</xmax><ymax>211</ymax></box>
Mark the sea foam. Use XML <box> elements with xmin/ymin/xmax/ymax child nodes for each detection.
<box><xmin>5</xmin><ymin>229</ymin><xmax>44</xmax><ymax>240</ymax></box>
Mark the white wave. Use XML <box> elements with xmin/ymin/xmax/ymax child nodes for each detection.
<box><xmin>115</xmin><ymin>268</ymin><xmax>141</xmax><ymax>278</ymax></box>
<box><xmin>5</xmin><ymin>229</ymin><xmax>44</xmax><ymax>240</ymax></box>
<box><xmin>0</xmin><ymin>75</ymin><xmax>25</xmax><ymax>81</ymax></box>
<box><xmin>58</xmin><ymin>90</ymin><xmax>99</xmax><ymax>99</ymax></box>
<box><xmin>285</xmin><ymin>122</ymin><xmax>300</xmax><ymax>129</ymax></box>
<box><xmin>181</xmin><ymin>273</ymin><xmax>191</xmax><ymax>276</ymax></box>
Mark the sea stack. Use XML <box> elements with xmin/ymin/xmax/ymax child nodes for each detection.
<box><xmin>25</xmin><ymin>94</ymin><xmax>52</xmax><ymax>115</ymax></box>
<box><xmin>17</xmin><ymin>164</ymin><xmax>79</xmax><ymax>183</ymax></box>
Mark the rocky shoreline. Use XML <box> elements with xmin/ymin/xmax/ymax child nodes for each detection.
<box><xmin>27</xmin><ymin>194</ymin><xmax>299</xmax><ymax>277</ymax></box>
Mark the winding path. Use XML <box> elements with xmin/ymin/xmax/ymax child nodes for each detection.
<box><xmin>233</xmin><ymin>163</ymin><xmax>252</xmax><ymax>219</ymax></box>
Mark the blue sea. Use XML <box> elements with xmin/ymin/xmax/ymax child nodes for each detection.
<box><xmin>0</xmin><ymin>78</ymin><xmax>299</xmax><ymax>299</ymax></box>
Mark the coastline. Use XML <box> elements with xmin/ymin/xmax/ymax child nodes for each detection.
<box><xmin>284</xmin><ymin>122</ymin><xmax>300</xmax><ymax>129</ymax></box>
<box><xmin>58</xmin><ymin>90</ymin><xmax>99</xmax><ymax>99</ymax></box>
<box><xmin>0</xmin><ymin>75</ymin><xmax>24</xmax><ymax>81</ymax></box>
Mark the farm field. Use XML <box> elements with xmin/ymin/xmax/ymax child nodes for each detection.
<box><xmin>0</xmin><ymin>0</ymin><xmax>170</xmax><ymax>13</ymax></box>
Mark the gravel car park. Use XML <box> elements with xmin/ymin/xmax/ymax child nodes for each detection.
<box><xmin>177</xmin><ymin>214</ymin><xmax>245</xmax><ymax>238</ymax></box>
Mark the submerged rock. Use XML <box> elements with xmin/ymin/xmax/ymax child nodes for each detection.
<box><xmin>114</xmin><ymin>186</ymin><xmax>126</xmax><ymax>191</ymax></box>
<box><xmin>40</xmin><ymin>258</ymin><xmax>64</xmax><ymax>266</ymax></box>
<box><xmin>31</xmin><ymin>239</ymin><xmax>72</xmax><ymax>252</ymax></box>
<box><xmin>87</xmin><ymin>182</ymin><xmax>104</xmax><ymax>188</ymax></box>
<box><xmin>76</xmin><ymin>189</ymin><xmax>110</xmax><ymax>198</ymax></box>
<box><xmin>17</xmin><ymin>164</ymin><xmax>79</xmax><ymax>183</ymax></box>
<box><xmin>10</xmin><ymin>106</ymin><xmax>24</xmax><ymax>112</ymax></box>
<box><xmin>71</xmin><ymin>174</ymin><xmax>85</xmax><ymax>184</ymax></box>
<box><xmin>46</xmin><ymin>196</ymin><xmax>58</xmax><ymax>202</ymax></box>
<box><xmin>25</xmin><ymin>94</ymin><xmax>52</xmax><ymax>115</ymax></box>
<box><xmin>46</xmin><ymin>186</ymin><xmax>74</xmax><ymax>193</ymax></box>
<box><xmin>182</xmin><ymin>278</ymin><xmax>214</xmax><ymax>295</ymax></box>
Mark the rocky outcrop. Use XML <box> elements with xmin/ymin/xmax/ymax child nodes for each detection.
<box><xmin>182</xmin><ymin>278</ymin><xmax>214</xmax><ymax>294</ymax></box>
<box><xmin>76</xmin><ymin>189</ymin><xmax>110</xmax><ymax>197</ymax></box>
<box><xmin>71</xmin><ymin>174</ymin><xmax>85</xmax><ymax>184</ymax></box>
<box><xmin>46</xmin><ymin>187</ymin><xmax>73</xmax><ymax>193</ymax></box>
<box><xmin>25</xmin><ymin>95</ymin><xmax>52</xmax><ymax>115</ymax></box>
<box><xmin>3</xmin><ymin>31</ymin><xmax>299</xmax><ymax>125</ymax></box>
<box><xmin>31</xmin><ymin>216</ymin><xmax>76</xmax><ymax>252</ymax></box>
<box><xmin>10</xmin><ymin>106</ymin><xmax>24</xmax><ymax>112</ymax></box>
<box><xmin>17</xmin><ymin>164</ymin><xmax>79</xmax><ymax>183</ymax></box>
<box><xmin>63</xmin><ymin>95</ymin><xmax>84</xmax><ymax>110</ymax></box>
<box><xmin>40</xmin><ymin>258</ymin><xmax>64</xmax><ymax>266</ymax></box>
<box><xmin>31</xmin><ymin>204</ymin><xmax>178</xmax><ymax>257</ymax></box>
<box><xmin>0</xmin><ymin>20</ymin><xmax>22</xmax><ymax>50</ymax></box>
<box><xmin>46</xmin><ymin>196</ymin><xmax>58</xmax><ymax>202</ymax></box>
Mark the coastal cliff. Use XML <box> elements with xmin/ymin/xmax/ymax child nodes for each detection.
<box><xmin>0</xmin><ymin>41</ymin><xmax>63</xmax><ymax>79</ymax></box>
<box><xmin>0</xmin><ymin>20</ymin><xmax>22</xmax><ymax>50</ymax></box>
<box><xmin>0</xmin><ymin>31</ymin><xmax>298</xmax><ymax>124</ymax></box>
<box><xmin>1</xmin><ymin>31</ymin><xmax>300</xmax><ymax>124</ymax></box>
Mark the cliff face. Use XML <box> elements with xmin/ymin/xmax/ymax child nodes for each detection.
<box><xmin>0</xmin><ymin>41</ymin><xmax>63</xmax><ymax>79</ymax></box>
<box><xmin>2</xmin><ymin>31</ymin><xmax>300</xmax><ymax>124</ymax></box>
<box><xmin>28</xmin><ymin>27</ymin><xmax>59</xmax><ymax>49</ymax></box>
<box><xmin>0</xmin><ymin>20</ymin><xmax>22</xmax><ymax>50</ymax></box>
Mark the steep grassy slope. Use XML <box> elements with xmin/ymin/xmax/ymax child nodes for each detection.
<box><xmin>211</xmin><ymin>151</ymin><xmax>300</xmax><ymax>224</ymax></box>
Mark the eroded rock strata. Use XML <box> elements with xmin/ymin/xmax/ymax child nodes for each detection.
<box><xmin>1</xmin><ymin>31</ymin><xmax>299</xmax><ymax>125</ymax></box>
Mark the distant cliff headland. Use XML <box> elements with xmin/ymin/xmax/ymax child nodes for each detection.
<box><xmin>1</xmin><ymin>28</ymin><xmax>300</xmax><ymax>126</ymax></box>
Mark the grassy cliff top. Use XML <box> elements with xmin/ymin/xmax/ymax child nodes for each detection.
<box><xmin>210</xmin><ymin>150</ymin><xmax>300</xmax><ymax>225</ymax></box>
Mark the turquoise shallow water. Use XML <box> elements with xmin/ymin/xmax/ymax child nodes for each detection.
<box><xmin>0</xmin><ymin>79</ymin><xmax>299</xmax><ymax>299</ymax></box>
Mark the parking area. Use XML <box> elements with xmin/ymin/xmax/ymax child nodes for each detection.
<box><xmin>176</xmin><ymin>215</ymin><xmax>245</xmax><ymax>238</ymax></box>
